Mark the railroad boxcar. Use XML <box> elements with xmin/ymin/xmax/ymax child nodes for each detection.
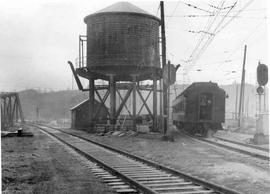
<box><xmin>172</xmin><ymin>82</ymin><xmax>226</xmax><ymax>136</ymax></box>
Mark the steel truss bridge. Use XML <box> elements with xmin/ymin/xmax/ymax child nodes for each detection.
<box><xmin>0</xmin><ymin>92</ymin><xmax>24</xmax><ymax>130</ymax></box>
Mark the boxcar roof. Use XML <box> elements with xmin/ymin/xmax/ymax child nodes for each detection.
<box><xmin>175</xmin><ymin>82</ymin><xmax>219</xmax><ymax>99</ymax></box>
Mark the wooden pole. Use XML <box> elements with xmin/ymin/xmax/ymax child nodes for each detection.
<box><xmin>160</xmin><ymin>1</ymin><xmax>167</xmax><ymax>135</ymax></box>
<box><xmin>264</xmin><ymin>86</ymin><xmax>266</xmax><ymax>112</ymax></box>
<box><xmin>167</xmin><ymin>61</ymin><xmax>171</xmax><ymax>129</ymax></box>
<box><xmin>159</xmin><ymin>80</ymin><xmax>162</xmax><ymax>130</ymax></box>
<box><xmin>132</xmin><ymin>75</ymin><xmax>137</xmax><ymax>131</ymax></box>
<box><xmin>109</xmin><ymin>75</ymin><xmax>116</xmax><ymax>127</ymax></box>
<box><xmin>235</xmin><ymin>82</ymin><xmax>238</xmax><ymax>120</ymax></box>
<box><xmin>89</xmin><ymin>77</ymin><xmax>95</xmax><ymax>130</ymax></box>
<box><xmin>238</xmin><ymin>45</ymin><xmax>247</xmax><ymax>127</ymax></box>
<box><xmin>259</xmin><ymin>94</ymin><xmax>261</xmax><ymax>113</ymax></box>
<box><xmin>153</xmin><ymin>75</ymin><xmax>157</xmax><ymax>132</ymax></box>
<box><xmin>246</xmin><ymin>96</ymin><xmax>249</xmax><ymax>117</ymax></box>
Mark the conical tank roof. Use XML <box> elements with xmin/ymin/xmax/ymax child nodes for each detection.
<box><xmin>84</xmin><ymin>1</ymin><xmax>160</xmax><ymax>22</ymax></box>
<box><xmin>96</xmin><ymin>2</ymin><xmax>149</xmax><ymax>14</ymax></box>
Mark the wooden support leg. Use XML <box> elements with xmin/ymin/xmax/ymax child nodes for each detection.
<box><xmin>132</xmin><ymin>75</ymin><xmax>137</xmax><ymax>131</ymax></box>
<box><xmin>94</xmin><ymin>89</ymin><xmax>110</xmax><ymax>119</ymax></box>
<box><xmin>109</xmin><ymin>75</ymin><xmax>116</xmax><ymax>127</ymax></box>
<box><xmin>89</xmin><ymin>77</ymin><xmax>95</xmax><ymax>131</ymax></box>
<box><xmin>153</xmin><ymin>76</ymin><xmax>157</xmax><ymax>132</ymax></box>
<box><xmin>116</xmin><ymin>87</ymin><xmax>133</xmax><ymax>118</ymax></box>
<box><xmin>137</xmin><ymin>90</ymin><xmax>151</xmax><ymax>115</ymax></box>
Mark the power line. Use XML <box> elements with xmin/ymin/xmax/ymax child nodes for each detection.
<box><xmin>155</xmin><ymin>3</ymin><xmax>160</xmax><ymax>17</ymax></box>
<box><xmin>219</xmin><ymin>8</ymin><xmax>266</xmax><ymax>13</ymax></box>
<box><xmin>190</xmin><ymin>1</ymin><xmax>237</xmax><ymax>64</ymax></box>
<box><xmin>179</xmin><ymin>1</ymin><xmax>213</xmax><ymax>14</ymax></box>
<box><xmin>224</xmin><ymin>18</ymin><xmax>265</xmax><ymax>61</ymax></box>
<box><xmin>208</xmin><ymin>2</ymin><xmax>236</xmax><ymax>10</ymax></box>
<box><xmin>166</xmin><ymin>14</ymin><xmax>266</xmax><ymax>20</ymax></box>
<box><xmin>167</xmin><ymin>0</ymin><xmax>181</xmax><ymax>26</ymax></box>
<box><xmin>187</xmin><ymin>0</ymin><xmax>225</xmax><ymax>59</ymax></box>
<box><xmin>215</xmin><ymin>0</ymin><xmax>255</xmax><ymax>34</ymax></box>
<box><xmin>184</xmin><ymin>0</ymin><xmax>258</xmax><ymax>75</ymax></box>
<box><xmin>186</xmin><ymin>0</ymin><xmax>228</xmax><ymax>70</ymax></box>
<box><xmin>211</xmin><ymin>17</ymin><xmax>265</xmax><ymax>81</ymax></box>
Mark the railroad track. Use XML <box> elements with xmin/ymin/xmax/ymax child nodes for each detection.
<box><xmin>180</xmin><ymin>130</ymin><xmax>269</xmax><ymax>161</ymax></box>
<box><xmin>212</xmin><ymin>136</ymin><xmax>269</xmax><ymax>152</ymax></box>
<box><xmin>27</xmin><ymin>123</ymin><xmax>241</xmax><ymax>194</ymax></box>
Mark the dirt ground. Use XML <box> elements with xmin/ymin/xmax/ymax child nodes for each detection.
<box><xmin>1</xmin><ymin>126</ymin><xmax>114</xmax><ymax>194</ymax></box>
<box><xmin>62</xmin><ymin>128</ymin><xmax>270</xmax><ymax>194</ymax></box>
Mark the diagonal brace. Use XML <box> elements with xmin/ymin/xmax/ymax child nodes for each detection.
<box><xmin>94</xmin><ymin>89</ymin><xmax>110</xmax><ymax>119</ymax></box>
<box><xmin>115</xmin><ymin>86</ymin><xmax>133</xmax><ymax>119</ymax></box>
<box><xmin>137</xmin><ymin>88</ymin><xmax>153</xmax><ymax>119</ymax></box>
<box><xmin>138</xmin><ymin>90</ymin><xmax>152</xmax><ymax>116</ymax></box>
<box><xmin>116</xmin><ymin>89</ymin><xmax>132</xmax><ymax>117</ymax></box>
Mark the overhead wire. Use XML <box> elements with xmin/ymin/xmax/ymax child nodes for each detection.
<box><xmin>155</xmin><ymin>3</ymin><xmax>160</xmax><ymax>17</ymax></box>
<box><xmin>167</xmin><ymin>0</ymin><xmax>181</xmax><ymax>26</ymax></box>
<box><xmin>187</xmin><ymin>0</ymin><xmax>225</xmax><ymax>59</ymax></box>
<box><xmin>220</xmin><ymin>17</ymin><xmax>266</xmax><ymax>64</ymax></box>
<box><xmin>166</xmin><ymin>14</ymin><xmax>266</xmax><ymax>20</ymax></box>
<box><xmin>179</xmin><ymin>0</ymin><xmax>213</xmax><ymax>13</ymax></box>
<box><xmin>185</xmin><ymin>0</ymin><xmax>226</xmax><ymax>71</ymax></box>
<box><xmin>190</xmin><ymin>1</ymin><xmax>237</xmax><ymax>66</ymax></box>
<box><xmin>179</xmin><ymin>0</ymin><xmax>239</xmax><ymax>84</ymax></box>
<box><xmin>211</xmin><ymin>17</ymin><xmax>266</xmax><ymax>83</ymax></box>
<box><xmin>169</xmin><ymin>0</ymin><xmax>264</xmax><ymax>85</ymax></box>
<box><xmin>215</xmin><ymin>0</ymin><xmax>255</xmax><ymax>34</ymax></box>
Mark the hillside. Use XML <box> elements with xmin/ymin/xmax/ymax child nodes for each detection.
<box><xmin>18</xmin><ymin>83</ymin><xmax>268</xmax><ymax>122</ymax></box>
<box><xmin>19</xmin><ymin>89</ymin><xmax>88</xmax><ymax>121</ymax></box>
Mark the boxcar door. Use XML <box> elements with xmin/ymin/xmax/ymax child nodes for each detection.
<box><xmin>198</xmin><ymin>93</ymin><xmax>213</xmax><ymax>121</ymax></box>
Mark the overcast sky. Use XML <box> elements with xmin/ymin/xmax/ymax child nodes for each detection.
<box><xmin>0</xmin><ymin>0</ymin><xmax>268</xmax><ymax>92</ymax></box>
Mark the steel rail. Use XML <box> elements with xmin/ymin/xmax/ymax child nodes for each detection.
<box><xmin>212</xmin><ymin>135</ymin><xmax>269</xmax><ymax>152</ymax></box>
<box><xmin>180</xmin><ymin>129</ymin><xmax>269</xmax><ymax>161</ymax></box>
<box><xmin>31</xmin><ymin>124</ymin><xmax>157</xmax><ymax>194</ymax></box>
<box><xmin>198</xmin><ymin>137</ymin><xmax>269</xmax><ymax>161</ymax></box>
<box><xmin>29</xmin><ymin>123</ymin><xmax>243</xmax><ymax>194</ymax></box>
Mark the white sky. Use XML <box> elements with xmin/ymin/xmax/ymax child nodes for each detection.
<box><xmin>0</xmin><ymin>0</ymin><xmax>268</xmax><ymax>91</ymax></box>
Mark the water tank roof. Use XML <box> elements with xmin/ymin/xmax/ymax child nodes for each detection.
<box><xmin>96</xmin><ymin>2</ymin><xmax>148</xmax><ymax>14</ymax></box>
<box><xmin>84</xmin><ymin>2</ymin><xmax>160</xmax><ymax>22</ymax></box>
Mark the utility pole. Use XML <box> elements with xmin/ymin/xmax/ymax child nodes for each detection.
<box><xmin>238</xmin><ymin>45</ymin><xmax>247</xmax><ymax>127</ymax></box>
<box><xmin>173</xmin><ymin>85</ymin><xmax>177</xmax><ymax>98</ymax></box>
<box><xmin>36</xmin><ymin>105</ymin><xmax>39</xmax><ymax>121</ymax></box>
<box><xmin>246</xmin><ymin>96</ymin><xmax>249</xmax><ymax>117</ymax></box>
<box><xmin>160</xmin><ymin>1</ymin><xmax>167</xmax><ymax>135</ymax></box>
<box><xmin>263</xmin><ymin>86</ymin><xmax>266</xmax><ymax>112</ymax></box>
<box><xmin>168</xmin><ymin>61</ymin><xmax>171</xmax><ymax>129</ymax></box>
<box><xmin>235</xmin><ymin>82</ymin><xmax>238</xmax><ymax>120</ymax></box>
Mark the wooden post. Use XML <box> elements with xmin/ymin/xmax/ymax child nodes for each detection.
<box><xmin>246</xmin><ymin>96</ymin><xmax>249</xmax><ymax>117</ymax></box>
<box><xmin>238</xmin><ymin>45</ymin><xmax>247</xmax><ymax>127</ymax></box>
<box><xmin>153</xmin><ymin>75</ymin><xmax>157</xmax><ymax>132</ymax></box>
<box><xmin>89</xmin><ymin>77</ymin><xmax>95</xmax><ymax>130</ymax></box>
<box><xmin>167</xmin><ymin>61</ymin><xmax>171</xmax><ymax>129</ymax></box>
<box><xmin>259</xmin><ymin>93</ymin><xmax>262</xmax><ymax>113</ymax></box>
<box><xmin>109</xmin><ymin>75</ymin><xmax>116</xmax><ymax>126</ymax></box>
<box><xmin>0</xmin><ymin>103</ymin><xmax>1</xmax><ymax>130</ymax></box>
<box><xmin>264</xmin><ymin>86</ymin><xmax>266</xmax><ymax>112</ymax></box>
<box><xmin>159</xmin><ymin>80</ymin><xmax>163</xmax><ymax>130</ymax></box>
<box><xmin>132</xmin><ymin>75</ymin><xmax>137</xmax><ymax>131</ymax></box>
<box><xmin>235</xmin><ymin>83</ymin><xmax>238</xmax><ymax>120</ymax></box>
<box><xmin>160</xmin><ymin>1</ymin><xmax>167</xmax><ymax>135</ymax></box>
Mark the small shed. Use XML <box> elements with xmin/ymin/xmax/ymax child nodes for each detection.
<box><xmin>70</xmin><ymin>99</ymin><xmax>108</xmax><ymax>129</ymax></box>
